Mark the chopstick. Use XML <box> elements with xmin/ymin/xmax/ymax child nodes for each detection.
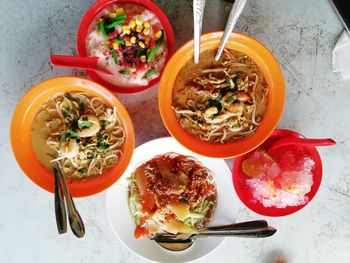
<box><xmin>53</xmin><ymin>167</ymin><xmax>67</xmax><ymax>234</ymax></box>
<box><xmin>215</xmin><ymin>0</ymin><xmax>247</xmax><ymax>61</ymax></box>
<box><xmin>193</xmin><ymin>0</ymin><xmax>206</xmax><ymax>64</ymax></box>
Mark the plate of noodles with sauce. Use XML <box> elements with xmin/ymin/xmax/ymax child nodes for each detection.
<box><xmin>10</xmin><ymin>77</ymin><xmax>134</xmax><ymax>197</ymax></box>
<box><xmin>106</xmin><ymin>137</ymin><xmax>239</xmax><ymax>263</ymax></box>
<box><xmin>158</xmin><ymin>32</ymin><xmax>285</xmax><ymax>158</ymax></box>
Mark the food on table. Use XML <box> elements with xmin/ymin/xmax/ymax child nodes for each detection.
<box><xmin>172</xmin><ymin>48</ymin><xmax>268</xmax><ymax>144</ymax></box>
<box><xmin>242</xmin><ymin>149</ymin><xmax>315</xmax><ymax>208</ymax></box>
<box><xmin>128</xmin><ymin>153</ymin><xmax>217</xmax><ymax>239</ymax></box>
<box><xmin>31</xmin><ymin>91</ymin><xmax>125</xmax><ymax>180</ymax></box>
<box><xmin>86</xmin><ymin>3</ymin><xmax>168</xmax><ymax>87</ymax></box>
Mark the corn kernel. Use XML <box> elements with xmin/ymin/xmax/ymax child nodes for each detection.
<box><xmin>130</xmin><ymin>36</ymin><xmax>136</xmax><ymax>44</ymax></box>
<box><xmin>125</xmin><ymin>41</ymin><xmax>132</xmax><ymax>47</ymax></box>
<box><xmin>155</xmin><ymin>30</ymin><xmax>163</xmax><ymax>39</ymax></box>
<box><xmin>136</xmin><ymin>25</ymin><xmax>143</xmax><ymax>33</ymax></box>
<box><xmin>112</xmin><ymin>43</ymin><xmax>119</xmax><ymax>49</ymax></box>
<box><xmin>143</xmin><ymin>28</ymin><xmax>150</xmax><ymax>36</ymax></box>
<box><xmin>140</xmin><ymin>55</ymin><xmax>146</xmax><ymax>63</ymax></box>
<box><xmin>143</xmin><ymin>21</ymin><xmax>150</xmax><ymax>28</ymax></box>
<box><xmin>122</xmin><ymin>26</ymin><xmax>131</xmax><ymax>35</ymax></box>
<box><xmin>115</xmin><ymin>8</ymin><xmax>124</xmax><ymax>16</ymax></box>
<box><xmin>145</xmin><ymin>37</ymin><xmax>150</xmax><ymax>44</ymax></box>
<box><xmin>109</xmin><ymin>12</ymin><xmax>117</xmax><ymax>18</ymax></box>
<box><xmin>138</xmin><ymin>41</ymin><xmax>145</xmax><ymax>48</ymax></box>
<box><xmin>130</xmin><ymin>68</ymin><xmax>136</xmax><ymax>73</ymax></box>
<box><xmin>129</xmin><ymin>19</ymin><xmax>136</xmax><ymax>28</ymax></box>
<box><xmin>135</xmin><ymin>17</ymin><xmax>143</xmax><ymax>25</ymax></box>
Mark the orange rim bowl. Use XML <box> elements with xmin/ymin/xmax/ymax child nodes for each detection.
<box><xmin>158</xmin><ymin>32</ymin><xmax>286</xmax><ymax>158</ymax></box>
<box><xmin>10</xmin><ymin>77</ymin><xmax>135</xmax><ymax>197</ymax></box>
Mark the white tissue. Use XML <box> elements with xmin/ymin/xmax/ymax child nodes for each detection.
<box><xmin>332</xmin><ymin>30</ymin><xmax>350</xmax><ymax>80</ymax></box>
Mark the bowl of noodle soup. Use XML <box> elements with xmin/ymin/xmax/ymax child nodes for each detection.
<box><xmin>158</xmin><ymin>32</ymin><xmax>285</xmax><ymax>158</ymax></box>
<box><xmin>11</xmin><ymin>77</ymin><xmax>135</xmax><ymax>197</ymax></box>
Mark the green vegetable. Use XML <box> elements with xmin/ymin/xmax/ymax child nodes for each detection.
<box><xmin>63</xmin><ymin>108</ymin><xmax>72</xmax><ymax>117</ymax></box>
<box><xmin>119</xmin><ymin>69</ymin><xmax>129</xmax><ymax>75</ymax></box>
<box><xmin>225</xmin><ymin>77</ymin><xmax>234</xmax><ymax>89</ymax></box>
<box><xmin>60</xmin><ymin>130</ymin><xmax>80</xmax><ymax>142</ymax></box>
<box><xmin>78</xmin><ymin>116</ymin><xmax>91</xmax><ymax>130</ymax></box>
<box><xmin>103</xmin><ymin>43</ymin><xmax>110</xmax><ymax>50</ymax></box>
<box><xmin>105</xmin><ymin>18</ymin><xmax>126</xmax><ymax>29</ymax></box>
<box><xmin>187</xmin><ymin>212</ymin><xmax>205</xmax><ymax>219</ymax></box>
<box><xmin>128</xmin><ymin>194</ymin><xmax>141</xmax><ymax>225</ymax></box>
<box><xmin>99</xmin><ymin>19</ymin><xmax>108</xmax><ymax>39</ymax></box>
<box><xmin>233</xmin><ymin>71</ymin><xmax>244</xmax><ymax>83</ymax></box>
<box><xmin>111</xmin><ymin>50</ymin><xmax>118</xmax><ymax>64</ymax></box>
<box><xmin>100</xmin><ymin>119</ymin><xmax>109</xmax><ymax>127</ymax></box>
<box><xmin>112</xmin><ymin>14</ymin><xmax>127</xmax><ymax>21</ymax></box>
<box><xmin>225</xmin><ymin>96</ymin><xmax>236</xmax><ymax>103</ymax></box>
<box><xmin>79</xmin><ymin>102</ymin><xmax>85</xmax><ymax>112</ymax></box>
<box><xmin>115</xmin><ymin>38</ymin><xmax>125</xmax><ymax>45</ymax></box>
<box><xmin>78</xmin><ymin>168</ymin><xmax>87</xmax><ymax>173</ymax></box>
<box><xmin>143</xmin><ymin>68</ymin><xmax>156</xmax><ymax>78</ymax></box>
<box><xmin>97</xmin><ymin>134</ymin><xmax>110</xmax><ymax>149</ymax></box>
<box><xmin>135</xmin><ymin>48</ymin><xmax>148</xmax><ymax>58</ymax></box>
<box><xmin>147</xmin><ymin>30</ymin><xmax>164</xmax><ymax>62</ymax></box>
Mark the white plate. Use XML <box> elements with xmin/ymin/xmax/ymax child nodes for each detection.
<box><xmin>106</xmin><ymin>137</ymin><xmax>240</xmax><ymax>262</ymax></box>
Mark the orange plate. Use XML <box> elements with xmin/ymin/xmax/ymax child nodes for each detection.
<box><xmin>158</xmin><ymin>32</ymin><xmax>286</xmax><ymax>158</ymax></box>
<box><xmin>10</xmin><ymin>77</ymin><xmax>135</xmax><ymax>197</ymax></box>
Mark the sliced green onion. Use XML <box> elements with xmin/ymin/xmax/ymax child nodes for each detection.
<box><xmin>112</xmin><ymin>14</ymin><xmax>127</xmax><ymax>21</ymax></box>
<box><xmin>103</xmin><ymin>43</ymin><xmax>110</xmax><ymax>50</ymax></box>
<box><xmin>147</xmin><ymin>30</ymin><xmax>164</xmax><ymax>63</ymax></box>
<box><xmin>119</xmin><ymin>69</ymin><xmax>129</xmax><ymax>75</ymax></box>
<box><xmin>111</xmin><ymin>50</ymin><xmax>118</xmax><ymax>64</ymax></box>
<box><xmin>105</xmin><ymin>18</ymin><xmax>126</xmax><ymax>29</ymax></box>
<box><xmin>143</xmin><ymin>68</ymin><xmax>156</xmax><ymax>78</ymax></box>
<box><xmin>115</xmin><ymin>38</ymin><xmax>125</xmax><ymax>45</ymax></box>
<box><xmin>99</xmin><ymin>19</ymin><xmax>108</xmax><ymax>39</ymax></box>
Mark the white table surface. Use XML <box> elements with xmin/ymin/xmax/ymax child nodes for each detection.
<box><xmin>1</xmin><ymin>0</ymin><xmax>349</xmax><ymax>262</ymax></box>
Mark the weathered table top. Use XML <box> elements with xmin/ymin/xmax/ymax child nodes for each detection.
<box><xmin>1</xmin><ymin>0</ymin><xmax>349</xmax><ymax>262</ymax></box>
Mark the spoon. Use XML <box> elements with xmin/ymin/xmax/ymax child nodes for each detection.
<box><xmin>268</xmin><ymin>136</ymin><xmax>336</xmax><ymax>153</ymax></box>
<box><xmin>55</xmin><ymin>163</ymin><xmax>85</xmax><ymax>238</ymax></box>
<box><xmin>215</xmin><ymin>0</ymin><xmax>247</xmax><ymax>61</ymax></box>
<box><xmin>53</xmin><ymin>168</ymin><xmax>67</xmax><ymax>234</ymax></box>
<box><xmin>193</xmin><ymin>0</ymin><xmax>206</xmax><ymax>64</ymax></box>
<box><xmin>151</xmin><ymin>220</ymin><xmax>276</xmax><ymax>251</ymax></box>
<box><xmin>50</xmin><ymin>55</ymin><xmax>113</xmax><ymax>75</ymax></box>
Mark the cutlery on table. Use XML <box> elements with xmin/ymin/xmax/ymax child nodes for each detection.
<box><xmin>268</xmin><ymin>136</ymin><xmax>336</xmax><ymax>153</ymax></box>
<box><xmin>215</xmin><ymin>0</ymin><xmax>247</xmax><ymax>61</ymax></box>
<box><xmin>50</xmin><ymin>55</ymin><xmax>113</xmax><ymax>75</ymax></box>
<box><xmin>55</xmin><ymin>163</ymin><xmax>85</xmax><ymax>238</ymax></box>
<box><xmin>151</xmin><ymin>220</ymin><xmax>276</xmax><ymax>251</ymax></box>
<box><xmin>53</xmin><ymin>167</ymin><xmax>67</xmax><ymax>234</ymax></box>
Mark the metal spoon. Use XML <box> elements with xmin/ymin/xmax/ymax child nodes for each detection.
<box><xmin>53</xmin><ymin>168</ymin><xmax>67</xmax><ymax>234</ymax></box>
<box><xmin>215</xmin><ymin>0</ymin><xmax>247</xmax><ymax>61</ymax></box>
<box><xmin>151</xmin><ymin>220</ymin><xmax>276</xmax><ymax>251</ymax></box>
<box><xmin>55</xmin><ymin>163</ymin><xmax>85</xmax><ymax>238</ymax></box>
<box><xmin>193</xmin><ymin>0</ymin><xmax>206</xmax><ymax>64</ymax></box>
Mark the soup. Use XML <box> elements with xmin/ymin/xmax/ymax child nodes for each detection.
<box><xmin>172</xmin><ymin>49</ymin><xmax>268</xmax><ymax>144</ymax></box>
<box><xmin>86</xmin><ymin>3</ymin><xmax>168</xmax><ymax>87</ymax></box>
<box><xmin>31</xmin><ymin>91</ymin><xmax>125</xmax><ymax>180</ymax></box>
<box><xmin>128</xmin><ymin>153</ymin><xmax>217</xmax><ymax>239</ymax></box>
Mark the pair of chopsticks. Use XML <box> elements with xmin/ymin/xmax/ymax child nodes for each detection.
<box><xmin>53</xmin><ymin>163</ymin><xmax>85</xmax><ymax>238</ymax></box>
<box><xmin>193</xmin><ymin>0</ymin><xmax>247</xmax><ymax>63</ymax></box>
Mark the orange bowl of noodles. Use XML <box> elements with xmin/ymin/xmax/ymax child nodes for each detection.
<box><xmin>158</xmin><ymin>32</ymin><xmax>285</xmax><ymax>158</ymax></box>
<box><xmin>11</xmin><ymin>77</ymin><xmax>135</xmax><ymax>197</ymax></box>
